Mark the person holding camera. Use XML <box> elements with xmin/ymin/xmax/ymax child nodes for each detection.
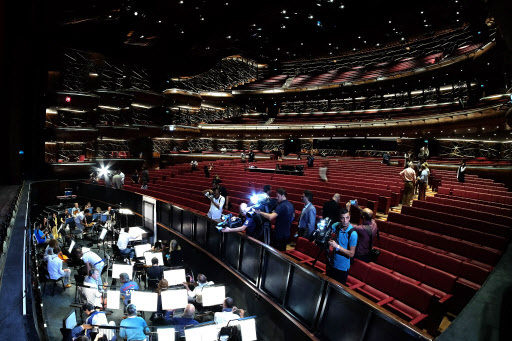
<box><xmin>327</xmin><ymin>208</ymin><xmax>358</xmax><ymax>285</ymax></box>
<box><xmin>256</xmin><ymin>188</ymin><xmax>294</xmax><ymax>251</ymax></box>
<box><xmin>346</xmin><ymin>202</ymin><xmax>378</xmax><ymax>263</ymax></box>
<box><xmin>221</xmin><ymin>203</ymin><xmax>263</xmax><ymax>240</ymax></box>
<box><xmin>203</xmin><ymin>188</ymin><xmax>225</xmax><ymax>222</ymax></box>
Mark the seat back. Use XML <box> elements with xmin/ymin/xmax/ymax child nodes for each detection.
<box><xmin>349</xmin><ymin>259</ymin><xmax>371</xmax><ymax>282</ymax></box>
<box><xmin>420</xmin><ymin>266</ymin><xmax>456</xmax><ymax>293</ymax></box>
<box><xmin>374</xmin><ymin>249</ymin><xmax>396</xmax><ymax>269</ymax></box>
<box><xmin>393</xmin><ymin>256</ymin><xmax>425</xmax><ymax>280</ymax></box>
<box><xmin>392</xmin><ymin>280</ymin><xmax>434</xmax><ymax>313</ymax></box>
<box><xmin>366</xmin><ymin>267</ymin><xmax>400</xmax><ymax>295</ymax></box>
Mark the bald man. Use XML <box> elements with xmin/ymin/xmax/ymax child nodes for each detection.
<box><xmin>346</xmin><ymin>202</ymin><xmax>378</xmax><ymax>263</ymax></box>
<box><xmin>166</xmin><ymin>304</ymin><xmax>199</xmax><ymax>337</ymax></box>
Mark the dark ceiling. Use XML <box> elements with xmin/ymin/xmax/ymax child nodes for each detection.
<box><xmin>45</xmin><ymin>0</ymin><xmax>490</xmax><ymax>77</ymax></box>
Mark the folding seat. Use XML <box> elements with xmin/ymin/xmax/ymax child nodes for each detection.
<box><xmin>452</xmin><ymin>189</ymin><xmax>465</xmax><ymax>198</ymax></box>
<box><xmin>458</xmin><ymin>262</ymin><xmax>490</xmax><ymax>285</ymax></box>
<box><xmin>285</xmin><ymin>237</ymin><xmax>313</xmax><ymax>263</ymax></box>
<box><xmin>420</xmin><ymin>266</ymin><xmax>457</xmax><ymax>303</ymax></box>
<box><xmin>391</xmin><ymin>256</ymin><xmax>424</xmax><ymax>285</ymax></box>
<box><xmin>354</xmin><ymin>267</ymin><xmax>400</xmax><ymax>305</ymax></box>
<box><xmin>347</xmin><ymin>259</ymin><xmax>371</xmax><ymax>289</ymax></box>
<box><xmin>430</xmin><ymin>252</ymin><xmax>462</xmax><ymax>275</ymax></box>
<box><xmin>386</xmin><ymin>280</ymin><xmax>434</xmax><ymax>326</ymax></box>
<box><xmin>385</xmin><ymin>238</ymin><xmax>415</xmax><ymax>258</ymax></box>
<box><xmin>371</xmin><ymin>249</ymin><xmax>396</xmax><ymax>272</ymax></box>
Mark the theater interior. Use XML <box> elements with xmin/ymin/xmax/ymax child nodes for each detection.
<box><xmin>2</xmin><ymin>0</ymin><xmax>512</xmax><ymax>340</ymax></box>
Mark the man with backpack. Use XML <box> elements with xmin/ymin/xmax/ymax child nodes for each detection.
<box><xmin>327</xmin><ymin>208</ymin><xmax>358</xmax><ymax>285</ymax></box>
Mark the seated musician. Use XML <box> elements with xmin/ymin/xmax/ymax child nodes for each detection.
<box><xmin>82</xmin><ymin>269</ymin><xmax>105</xmax><ymax>309</ymax></box>
<box><xmin>182</xmin><ymin>274</ymin><xmax>214</xmax><ymax>304</ymax></box>
<box><xmin>74</xmin><ymin>209</ymin><xmax>85</xmax><ymax>233</ymax></box>
<box><xmin>146</xmin><ymin>257</ymin><xmax>164</xmax><ymax>289</ymax></box>
<box><xmin>117</xmin><ymin>226</ymin><xmax>141</xmax><ymax>263</ymax></box>
<box><xmin>34</xmin><ymin>222</ymin><xmax>50</xmax><ymax>244</ymax></box>
<box><xmin>120</xmin><ymin>272</ymin><xmax>139</xmax><ymax>306</ymax></box>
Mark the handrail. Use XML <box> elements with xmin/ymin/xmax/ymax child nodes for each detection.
<box><xmin>76</xmin><ymin>182</ymin><xmax>433</xmax><ymax>340</ymax></box>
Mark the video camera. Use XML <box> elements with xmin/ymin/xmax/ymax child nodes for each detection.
<box><xmin>216</xmin><ymin>213</ymin><xmax>243</xmax><ymax>230</ymax></box>
<box><xmin>310</xmin><ymin>217</ymin><xmax>333</xmax><ymax>248</ymax></box>
<box><xmin>245</xmin><ymin>193</ymin><xmax>270</xmax><ymax>218</ymax></box>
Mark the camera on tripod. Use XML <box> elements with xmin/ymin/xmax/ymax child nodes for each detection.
<box><xmin>216</xmin><ymin>213</ymin><xmax>243</xmax><ymax>230</ymax></box>
<box><xmin>310</xmin><ymin>217</ymin><xmax>333</xmax><ymax>248</ymax></box>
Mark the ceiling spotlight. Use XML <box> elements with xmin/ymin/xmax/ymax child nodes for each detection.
<box><xmin>134</xmin><ymin>11</ymin><xmax>138</xmax><ymax>16</ymax></box>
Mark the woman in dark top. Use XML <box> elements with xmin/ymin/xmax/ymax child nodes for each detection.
<box><xmin>457</xmin><ymin>160</ymin><xmax>466</xmax><ymax>183</ymax></box>
<box><xmin>168</xmin><ymin>239</ymin><xmax>184</xmax><ymax>267</ymax></box>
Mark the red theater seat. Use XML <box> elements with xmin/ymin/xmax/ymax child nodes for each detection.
<box><xmin>354</xmin><ymin>267</ymin><xmax>399</xmax><ymax>305</ymax></box>
<box><xmin>285</xmin><ymin>237</ymin><xmax>314</xmax><ymax>263</ymax></box>
<box><xmin>387</xmin><ymin>280</ymin><xmax>434</xmax><ymax>325</ymax></box>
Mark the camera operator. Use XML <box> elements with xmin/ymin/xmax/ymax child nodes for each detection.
<box><xmin>261</xmin><ymin>185</ymin><xmax>277</xmax><ymax>244</ymax></box>
<box><xmin>221</xmin><ymin>203</ymin><xmax>263</xmax><ymax>241</ymax></box>
<box><xmin>256</xmin><ymin>188</ymin><xmax>294</xmax><ymax>251</ymax></box>
<box><xmin>203</xmin><ymin>188</ymin><xmax>225</xmax><ymax>222</ymax></box>
<box><xmin>346</xmin><ymin>202</ymin><xmax>378</xmax><ymax>263</ymax></box>
<box><xmin>327</xmin><ymin>208</ymin><xmax>358</xmax><ymax>285</ymax></box>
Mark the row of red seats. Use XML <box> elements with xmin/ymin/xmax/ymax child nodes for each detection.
<box><xmin>438</xmin><ymin>187</ymin><xmax>512</xmax><ymax>206</ymax></box>
<box><xmin>412</xmin><ymin>199</ymin><xmax>512</xmax><ymax>231</ymax></box>
<box><xmin>401</xmin><ymin>205</ymin><xmax>511</xmax><ymax>240</ymax></box>
<box><xmin>377</xmin><ymin>219</ymin><xmax>501</xmax><ymax>267</ymax></box>
<box><xmin>347</xmin><ymin>259</ymin><xmax>436</xmax><ymax>327</ymax></box>
<box><xmin>436</xmin><ymin>192</ymin><xmax>512</xmax><ymax>211</ymax></box>
<box><xmin>427</xmin><ymin>195</ymin><xmax>512</xmax><ymax>217</ymax></box>
<box><xmin>285</xmin><ymin>237</ymin><xmax>327</xmax><ymax>273</ymax></box>
<box><xmin>388</xmin><ymin>210</ymin><xmax>507</xmax><ymax>251</ymax></box>
<box><xmin>375</xmin><ymin>233</ymin><xmax>491</xmax><ymax>286</ymax></box>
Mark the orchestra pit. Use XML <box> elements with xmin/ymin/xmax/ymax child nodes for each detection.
<box><xmin>2</xmin><ymin>0</ymin><xmax>512</xmax><ymax>340</ymax></box>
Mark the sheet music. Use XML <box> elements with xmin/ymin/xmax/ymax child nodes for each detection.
<box><xmin>134</xmin><ymin>243</ymin><xmax>152</xmax><ymax>258</ymax></box>
<box><xmin>161</xmin><ymin>289</ymin><xmax>188</xmax><ymax>310</ymax></box>
<box><xmin>157</xmin><ymin>328</ymin><xmax>175</xmax><ymax>341</ymax></box>
<box><xmin>130</xmin><ymin>291</ymin><xmax>158</xmax><ymax>312</ymax></box>
<box><xmin>144</xmin><ymin>252</ymin><xmax>164</xmax><ymax>266</ymax></box>
<box><xmin>68</xmin><ymin>241</ymin><xmax>75</xmax><ymax>254</ymax></box>
<box><xmin>201</xmin><ymin>286</ymin><xmax>226</xmax><ymax>307</ymax></box>
<box><xmin>111</xmin><ymin>264</ymin><xmax>134</xmax><ymax>280</ymax></box>
<box><xmin>163</xmin><ymin>269</ymin><xmax>186</xmax><ymax>286</ymax></box>
<box><xmin>99</xmin><ymin>229</ymin><xmax>108</xmax><ymax>240</ymax></box>
<box><xmin>107</xmin><ymin>290</ymin><xmax>121</xmax><ymax>310</ymax></box>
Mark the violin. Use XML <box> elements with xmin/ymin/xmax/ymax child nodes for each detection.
<box><xmin>58</xmin><ymin>252</ymin><xmax>69</xmax><ymax>262</ymax></box>
<box><xmin>72</xmin><ymin>209</ymin><xmax>80</xmax><ymax>216</ymax></box>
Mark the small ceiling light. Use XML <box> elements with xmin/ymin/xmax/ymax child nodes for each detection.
<box><xmin>340</xmin><ymin>5</ymin><xmax>345</xmax><ymax>9</ymax></box>
<box><xmin>134</xmin><ymin>11</ymin><xmax>138</xmax><ymax>16</ymax></box>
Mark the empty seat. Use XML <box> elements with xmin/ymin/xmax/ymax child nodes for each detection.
<box><xmin>387</xmin><ymin>280</ymin><xmax>434</xmax><ymax>326</ymax></box>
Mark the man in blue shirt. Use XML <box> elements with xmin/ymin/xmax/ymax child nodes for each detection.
<box><xmin>120</xmin><ymin>304</ymin><xmax>150</xmax><ymax>341</ymax></box>
<box><xmin>166</xmin><ymin>304</ymin><xmax>199</xmax><ymax>337</ymax></box>
<box><xmin>327</xmin><ymin>208</ymin><xmax>358</xmax><ymax>285</ymax></box>
<box><xmin>417</xmin><ymin>164</ymin><xmax>429</xmax><ymax>201</ymax></box>
<box><xmin>221</xmin><ymin>203</ymin><xmax>262</xmax><ymax>240</ymax></box>
<box><xmin>256</xmin><ymin>188</ymin><xmax>294</xmax><ymax>251</ymax></box>
<box><xmin>297</xmin><ymin>190</ymin><xmax>317</xmax><ymax>239</ymax></box>
<box><xmin>120</xmin><ymin>272</ymin><xmax>139</xmax><ymax>305</ymax></box>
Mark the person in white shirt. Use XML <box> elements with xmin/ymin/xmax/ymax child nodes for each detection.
<box><xmin>82</xmin><ymin>269</ymin><xmax>104</xmax><ymax>308</ymax></box>
<box><xmin>78</xmin><ymin>248</ymin><xmax>105</xmax><ymax>287</ymax></box>
<box><xmin>47</xmin><ymin>247</ymin><xmax>71</xmax><ymax>287</ymax></box>
<box><xmin>74</xmin><ymin>210</ymin><xmax>85</xmax><ymax>232</ymax></box>
<box><xmin>214</xmin><ymin>297</ymin><xmax>245</xmax><ymax>326</ymax></box>
<box><xmin>119</xmin><ymin>170</ymin><xmax>125</xmax><ymax>184</ymax></box>
<box><xmin>117</xmin><ymin>226</ymin><xmax>141</xmax><ymax>262</ymax></box>
<box><xmin>182</xmin><ymin>274</ymin><xmax>214</xmax><ymax>304</ymax></box>
<box><xmin>205</xmin><ymin>188</ymin><xmax>225</xmax><ymax>222</ymax></box>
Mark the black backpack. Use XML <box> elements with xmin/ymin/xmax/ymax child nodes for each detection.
<box><xmin>218</xmin><ymin>324</ymin><xmax>242</xmax><ymax>341</ymax></box>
